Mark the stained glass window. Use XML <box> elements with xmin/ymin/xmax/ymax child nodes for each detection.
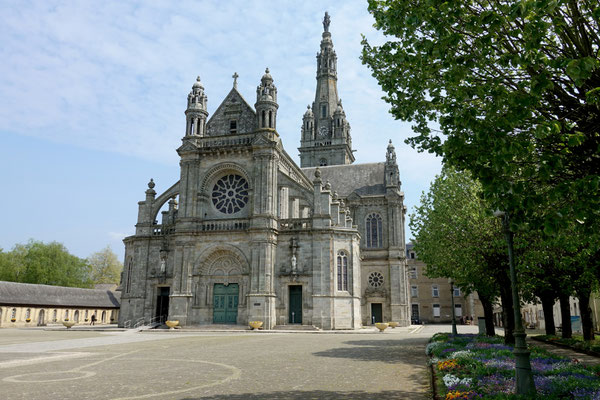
<box><xmin>366</xmin><ymin>213</ymin><xmax>383</xmax><ymax>248</ymax></box>
<box><xmin>212</xmin><ymin>174</ymin><xmax>249</xmax><ymax>214</ymax></box>
<box><xmin>337</xmin><ymin>252</ymin><xmax>348</xmax><ymax>291</ymax></box>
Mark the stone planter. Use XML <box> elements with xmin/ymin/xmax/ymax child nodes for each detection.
<box><xmin>388</xmin><ymin>322</ymin><xmax>399</xmax><ymax>328</ymax></box>
<box><xmin>63</xmin><ymin>321</ymin><xmax>76</xmax><ymax>329</ymax></box>
<box><xmin>375</xmin><ymin>322</ymin><xmax>389</xmax><ymax>332</ymax></box>
<box><xmin>165</xmin><ymin>320</ymin><xmax>179</xmax><ymax>330</ymax></box>
<box><xmin>249</xmin><ymin>321</ymin><xmax>263</xmax><ymax>330</ymax></box>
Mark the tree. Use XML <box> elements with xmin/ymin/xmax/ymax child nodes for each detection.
<box><xmin>87</xmin><ymin>246</ymin><xmax>123</xmax><ymax>285</ymax></box>
<box><xmin>362</xmin><ymin>0</ymin><xmax>600</xmax><ymax>232</ymax></box>
<box><xmin>0</xmin><ymin>240</ymin><xmax>92</xmax><ymax>288</ymax></box>
<box><xmin>410</xmin><ymin>167</ymin><xmax>511</xmax><ymax>339</ymax></box>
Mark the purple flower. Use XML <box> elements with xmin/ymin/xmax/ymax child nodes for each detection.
<box><xmin>572</xmin><ymin>387</ymin><xmax>600</xmax><ymax>400</ymax></box>
<box><xmin>476</xmin><ymin>373</ymin><xmax>514</xmax><ymax>394</ymax></box>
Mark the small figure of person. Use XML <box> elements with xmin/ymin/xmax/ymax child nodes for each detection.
<box><xmin>90</xmin><ymin>314</ymin><xmax>96</xmax><ymax>326</ymax></box>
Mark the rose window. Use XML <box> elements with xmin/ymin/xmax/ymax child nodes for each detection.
<box><xmin>368</xmin><ymin>272</ymin><xmax>384</xmax><ymax>288</ymax></box>
<box><xmin>212</xmin><ymin>174</ymin><xmax>249</xmax><ymax>214</ymax></box>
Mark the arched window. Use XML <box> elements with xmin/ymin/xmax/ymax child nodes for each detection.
<box><xmin>337</xmin><ymin>251</ymin><xmax>348</xmax><ymax>291</ymax></box>
<box><xmin>261</xmin><ymin>110</ymin><xmax>266</xmax><ymax>128</ymax></box>
<box><xmin>319</xmin><ymin>158</ymin><xmax>328</xmax><ymax>166</ymax></box>
<box><xmin>365</xmin><ymin>213</ymin><xmax>383</xmax><ymax>248</ymax></box>
<box><xmin>268</xmin><ymin>110</ymin><xmax>273</xmax><ymax>128</ymax></box>
<box><xmin>53</xmin><ymin>309</ymin><xmax>57</xmax><ymax>322</ymax></box>
<box><xmin>11</xmin><ymin>308</ymin><xmax>16</xmax><ymax>319</ymax></box>
<box><xmin>74</xmin><ymin>310</ymin><xmax>79</xmax><ymax>322</ymax></box>
<box><xmin>25</xmin><ymin>309</ymin><xmax>31</xmax><ymax>319</ymax></box>
<box><xmin>64</xmin><ymin>310</ymin><xmax>69</xmax><ymax>320</ymax></box>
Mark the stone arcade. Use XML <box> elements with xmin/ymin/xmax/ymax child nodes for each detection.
<box><xmin>119</xmin><ymin>14</ymin><xmax>410</xmax><ymax>330</ymax></box>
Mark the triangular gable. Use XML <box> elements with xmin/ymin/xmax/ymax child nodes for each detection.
<box><xmin>206</xmin><ymin>87</ymin><xmax>257</xmax><ymax>136</ymax></box>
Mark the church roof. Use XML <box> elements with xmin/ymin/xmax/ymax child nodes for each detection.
<box><xmin>0</xmin><ymin>281</ymin><xmax>121</xmax><ymax>308</ymax></box>
<box><xmin>302</xmin><ymin>163</ymin><xmax>386</xmax><ymax>197</ymax></box>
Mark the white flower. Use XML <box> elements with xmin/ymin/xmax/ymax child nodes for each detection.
<box><xmin>442</xmin><ymin>374</ymin><xmax>472</xmax><ymax>388</ymax></box>
<box><xmin>443</xmin><ymin>374</ymin><xmax>460</xmax><ymax>387</ymax></box>
<box><xmin>425</xmin><ymin>342</ymin><xmax>444</xmax><ymax>355</ymax></box>
<box><xmin>449</xmin><ymin>350</ymin><xmax>473</xmax><ymax>359</ymax></box>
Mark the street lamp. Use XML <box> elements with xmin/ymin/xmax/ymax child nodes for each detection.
<box><xmin>493</xmin><ymin>210</ymin><xmax>535</xmax><ymax>395</ymax></box>
<box><xmin>449</xmin><ymin>278</ymin><xmax>458</xmax><ymax>335</ymax></box>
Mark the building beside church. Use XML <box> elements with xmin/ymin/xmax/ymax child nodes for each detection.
<box><xmin>0</xmin><ymin>281</ymin><xmax>120</xmax><ymax>328</ymax></box>
<box><xmin>119</xmin><ymin>13</ymin><xmax>410</xmax><ymax>330</ymax></box>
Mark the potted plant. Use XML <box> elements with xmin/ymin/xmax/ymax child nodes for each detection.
<box><xmin>375</xmin><ymin>322</ymin><xmax>389</xmax><ymax>332</ymax></box>
<box><xmin>165</xmin><ymin>320</ymin><xmax>179</xmax><ymax>329</ymax></box>
<box><xmin>25</xmin><ymin>318</ymin><xmax>31</xmax><ymax>323</ymax></box>
<box><xmin>388</xmin><ymin>321</ymin><xmax>399</xmax><ymax>328</ymax></box>
<box><xmin>10</xmin><ymin>318</ymin><xmax>16</xmax><ymax>323</ymax></box>
<box><xmin>62</xmin><ymin>319</ymin><xmax>76</xmax><ymax>329</ymax></box>
<box><xmin>249</xmin><ymin>321</ymin><xmax>263</xmax><ymax>330</ymax></box>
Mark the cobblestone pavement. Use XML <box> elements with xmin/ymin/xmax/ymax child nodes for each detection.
<box><xmin>0</xmin><ymin>326</ymin><xmax>433</xmax><ymax>400</ymax></box>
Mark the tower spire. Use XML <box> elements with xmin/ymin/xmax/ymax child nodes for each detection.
<box><xmin>298</xmin><ymin>12</ymin><xmax>354</xmax><ymax>168</ymax></box>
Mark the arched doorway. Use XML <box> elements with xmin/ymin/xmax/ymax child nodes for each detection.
<box><xmin>74</xmin><ymin>310</ymin><xmax>80</xmax><ymax>322</ymax></box>
<box><xmin>101</xmin><ymin>311</ymin><xmax>106</xmax><ymax>323</ymax></box>
<box><xmin>37</xmin><ymin>309</ymin><xmax>45</xmax><ymax>326</ymax></box>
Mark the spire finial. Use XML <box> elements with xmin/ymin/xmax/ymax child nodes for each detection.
<box><xmin>323</xmin><ymin>12</ymin><xmax>331</xmax><ymax>32</ymax></box>
<box><xmin>232</xmin><ymin>72</ymin><xmax>239</xmax><ymax>88</ymax></box>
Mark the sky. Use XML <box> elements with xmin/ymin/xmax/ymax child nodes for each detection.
<box><xmin>0</xmin><ymin>0</ymin><xmax>442</xmax><ymax>261</ymax></box>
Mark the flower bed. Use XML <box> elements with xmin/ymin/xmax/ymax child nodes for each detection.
<box><xmin>428</xmin><ymin>333</ymin><xmax>600</xmax><ymax>399</ymax></box>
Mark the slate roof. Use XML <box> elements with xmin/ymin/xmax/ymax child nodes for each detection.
<box><xmin>302</xmin><ymin>163</ymin><xmax>386</xmax><ymax>197</ymax></box>
<box><xmin>0</xmin><ymin>281</ymin><xmax>120</xmax><ymax>308</ymax></box>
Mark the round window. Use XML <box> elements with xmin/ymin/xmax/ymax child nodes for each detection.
<box><xmin>368</xmin><ymin>272</ymin><xmax>384</xmax><ymax>288</ymax></box>
<box><xmin>212</xmin><ymin>174</ymin><xmax>249</xmax><ymax>214</ymax></box>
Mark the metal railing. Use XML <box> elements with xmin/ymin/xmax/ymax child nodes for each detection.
<box><xmin>201</xmin><ymin>219</ymin><xmax>249</xmax><ymax>232</ymax></box>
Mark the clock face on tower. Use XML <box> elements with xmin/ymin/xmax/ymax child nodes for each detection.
<box><xmin>318</xmin><ymin>126</ymin><xmax>329</xmax><ymax>139</ymax></box>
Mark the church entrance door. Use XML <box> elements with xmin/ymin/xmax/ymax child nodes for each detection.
<box><xmin>289</xmin><ymin>285</ymin><xmax>302</xmax><ymax>324</ymax></box>
<box><xmin>155</xmin><ymin>287</ymin><xmax>170</xmax><ymax>323</ymax></box>
<box><xmin>371</xmin><ymin>303</ymin><xmax>383</xmax><ymax>324</ymax></box>
<box><xmin>213</xmin><ymin>284</ymin><xmax>238</xmax><ymax>324</ymax></box>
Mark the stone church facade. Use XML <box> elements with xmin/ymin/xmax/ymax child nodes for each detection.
<box><xmin>119</xmin><ymin>14</ymin><xmax>410</xmax><ymax>330</ymax></box>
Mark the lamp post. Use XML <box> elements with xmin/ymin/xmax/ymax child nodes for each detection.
<box><xmin>449</xmin><ymin>279</ymin><xmax>458</xmax><ymax>335</ymax></box>
<box><xmin>493</xmin><ymin>210</ymin><xmax>535</xmax><ymax>395</ymax></box>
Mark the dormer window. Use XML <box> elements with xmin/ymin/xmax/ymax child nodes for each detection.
<box><xmin>229</xmin><ymin>120</ymin><xmax>237</xmax><ymax>134</ymax></box>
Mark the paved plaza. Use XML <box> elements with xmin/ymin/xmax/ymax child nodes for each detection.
<box><xmin>0</xmin><ymin>324</ymin><xmax>467</xmax><ymax>400</ymax></box>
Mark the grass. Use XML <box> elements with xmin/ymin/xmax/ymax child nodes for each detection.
<box><xmin>534</xmin><ymin>335</ymin><xmax>600</xmax><ymax>354</ymax></box>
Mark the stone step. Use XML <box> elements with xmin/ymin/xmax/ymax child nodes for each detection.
<box><xmin>273</xmin><ymin>325</ymin><xmax>320</xmax><ymax>331</ymax></box>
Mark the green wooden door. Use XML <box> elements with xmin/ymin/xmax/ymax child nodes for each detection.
<box><xmin>371</xmin><ymin>303</ymin><xmax>383</xmax><ymax>324</ymax></box>
<box><xmin>213</xmin><ymin>283</ymin><xmax>239</xmax><ymax>324</ymax></box>
<box><xmin>289</xmin><ymin>285</ymin><xmax>302</xmax><ymax>324</ymax></box>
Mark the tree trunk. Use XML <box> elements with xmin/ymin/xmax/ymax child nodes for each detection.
<box><xmin>577</xmin><ymin>290</ymin><xmax>595</xmax><ymax>341</ymax></box>
<box><xmin>539</xmin><ymin>291</ymin><xmax>556</xmax><ymax>336</ymax></box>
<box><xmin>499</xmin><ymin>283</ymin><xmax>515</xmax><ymax>345</ymax></box>
<box><xmin>478</xmin><ymin>293</ymin><xmax>496</xmax><ymax>336</ymax></box>
<box><xmin>559</xmin><ymin>292</ymin><xmax>572</xmax><ymax>339</ymax></box>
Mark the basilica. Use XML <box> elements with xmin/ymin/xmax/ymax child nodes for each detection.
<box><xmin>118</xmin><ymin>13</ymin><xmax>410</xmax><ymax>329</ymax></box>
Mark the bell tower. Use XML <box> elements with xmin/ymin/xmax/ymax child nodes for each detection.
<box><xmin>299</xmin><ymin>12</ymin><xmax>354</xmax><ymax>168</ymax></box>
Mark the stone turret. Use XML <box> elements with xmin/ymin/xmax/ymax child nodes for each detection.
<box><xmin>302</xmin><ymin>105</ymin><xmax>315</xmax><ymax>141</ymax></box>
<box><xmin>255</xmin><ymin>68</ymin><xmax>278</xmax><ymax>131</ymax></box>
<box><xmin>384</xmin><ymin>140</ymin><xmax>401</xmax><ymax>189</ymax></box>
<box><xmin>185</xmin><ymin>76</ymin><xmax>208</xmax><ymax>137</ymax></box>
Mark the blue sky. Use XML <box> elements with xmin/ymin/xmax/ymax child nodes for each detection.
<box><xmin>0</xmin><ymin>0</ymin><xmax>441</xmax><ymax>260</ymax></box>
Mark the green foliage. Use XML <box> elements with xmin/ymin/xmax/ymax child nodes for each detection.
<box><xmin>0</xmin><ymin>240</ymin><xmax>92</xmax><ymax>288</ymax></box>
<box><xmin>362</xmin><ymin>0</ymin><xmax>600</xmax><ymax>230</ymax></box>
<box><xmin>409</xmin><ymin>167</ymin><xmax>503</xmax><ymax>299</ymax></box>
<box><xmin>87</xmin><ymin>246</ymin><xmax>122</xmax><ymax>285</ymax></box>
